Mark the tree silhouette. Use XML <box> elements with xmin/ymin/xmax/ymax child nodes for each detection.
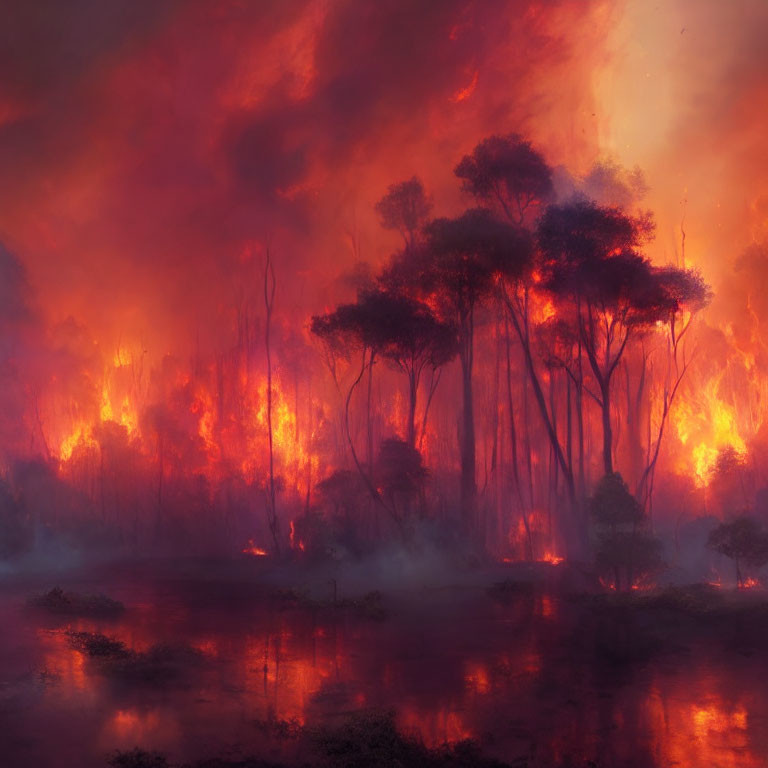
<box><xmin>636</xmin><ymin>265</ymin><xmax>711</xmax><ymax>508</ymax></box>
<box><xmin>382</xmin><ymin>208</ymin><xmax>532</xmax><ymax>532</ymax></box>
<box><xmin>376</xmin><ymin>438</ymin><xmax>429</xmax><ymax>539</ymax></box>
<box><xmin>375</xmin><ymin>176</ymin><xmax>433</xmax><ymax>251</ymax></box>
<box><xmin>375</xmin><ymin>293</ymin><xmax>457</xmax><ymax>448</ymax></box>
<box><xmin>311</xmin><ymin>289</ymin><xmax>391</xmax><ymax>486</ymax></box>
<box><xmin>590</xmin><ymin>472</ymin><xmax>662</xmax><ymax>590</ymax></box>
<box><xmin>708</xmin><ymin>515</ymin><xmax>768</xmax><ymax>587</ymax></box>
<box><xmin>455</xmin><ymin>134</ymin><xmax>553</xmax><ymax>225</ymax></box>
<box><xmin>538</xmin><ymin>200</ymin><xmax>674</xmax><ymax>475</ymax></box>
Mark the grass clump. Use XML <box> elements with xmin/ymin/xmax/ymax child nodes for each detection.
<box><xmin>312</xmin><ymin>710</ymin><xmax>513</xmax><ymax>768</ymax></box>
<box><xmin>184</xmin><ymin>760</ymin><xmax>287</xmax><ymax>768</ymax></box>
<box><xmin>271</xmin><ymin>587</ymin><xmax>311</xmax><ymax>608</ymax></box>
<box><xmin>334</xmin><ymin>590</ymin><xmax>387</xmax><ymax>621</ymax></box>
<box><xmin>68</xmin><ymin>631</ymin><xmax>131</xmax><ymax>659</ymax></box>
<box><xmin>29</xmin><ymin>587</ymin><xmax>125</xmax><ymax>617</ymax></box>
<box><xmin>252</xmin><ymin>716</ymin><xmax>304</xmax><ymax>741</ymax></box>
<box><xmin>68</xmin><ymin>631</ymin><xmax>204</xmax><ymax>683</ymax></box>
<box><xmin>108</xmin><ymin>749</ymin><xmax>170</xmax><ymax>768</ymax></box>
<box><xmin>273</xmin><ymin>587</ymin><xmax>388</xmax><ymax>620</ymax></box>
<box><xmin>583</xmin><ymin>583</ymin><xmax>766</xmax><ymax>619</ymax></box>
<box><xmin>105</xmin><ymin>711</ymin><xmax>520</xmax><ymax>768</ymax></box>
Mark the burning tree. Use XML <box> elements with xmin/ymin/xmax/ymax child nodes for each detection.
<box><xmin>311</xmin><ymin>289</ymin><xmax>454</xmax><ymax>468</ymax></box>
<box><xmin>382</xmin><ymin>208</ymin><xmax>532</xmax><ymax>534</ymax></box>
<box><xmin>538</xmin><ymin>200</ymin><xmax>707</xmax><ymax>483</ymax></box>
<box><xmin>590</xmin><ymin>472</ymin><xmax>663</xmax><ymax>591</ymax></box>
<box><xmin>311</xmin><ymin>290</ymin><xmax>389</xmax><ymax>486</ymax></box>
<box><xmin>311</xmin><ymin>289</ymin><xmax>451</xmax><ymax>540</ymax></box>
<box><xmin>635</xmin><ymin>265</ymin><xmax>712</xmax><ymax>509</ymax></box>
<box><xmin>538</xmin><ymin>201</ymin><xmax>654</xmax><ymax>477</ymax></box>
<box><xmin>375</xmin><ymin>296</ymin><xmax>458</xmax><ymax>450</ymax></box>
<box><xmin>707</xmin><ymin>515</ymin><xmax>768</xmax><ymax>588</ymax></box>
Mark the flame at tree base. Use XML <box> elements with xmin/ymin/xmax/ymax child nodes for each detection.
<box><xmin>242</xmin><ymin>540</ymin><xmax>268</xmax><ymax>557</ymax></box>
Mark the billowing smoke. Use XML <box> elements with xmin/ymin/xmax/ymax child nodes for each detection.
<box><xmin>0</xmin><ymin>0</ymin><xmax>609</xmax><ymax>353</ymax></box>
<box><xmin>4</xmin><ymin>0</ymin><xmax>767</xmax><ymax>575</ymax></box>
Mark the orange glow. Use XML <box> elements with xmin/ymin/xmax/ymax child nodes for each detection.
<box><xmin>288</xmin><ymin>520</ymin><xmax>305</xmax><ymax>552</ymax></box>
<box><xmin>51</xmin><ymin>353</ymin><xmax>325</xmax><ymax>518</ymax></box>
<box><xmin>242</xmin><ymin>540</ymin><xmax>268</xmax><ymax>556</ymax></box>
<box><xmin>397</xmin><ymin>705</ymin><xmax>473</xmax><ymax>747</ymax></box>
<box><xmin>645</xmin><ymin>689</ymin><xmax>760</xmax><ymax>768</ymax></box>
<box><xmin>464</xmin><ymin>661</ymin><xmax>491</xmax><ymax>694</ymax></box>
<box><xmin>56</xmin><ymin>354</ymin><xmax>141</xmax><ymax>461</ymax></box>
<box><xmin>672</xmin><ymin>372</ymin><xmax>748</xmax><ymax>487</ymax></box>
<box><xmin>537</xmin><ymin>595</ymin><xmax>555</xmax><ymax>618</ymax></box>
<box><xmin>450</xmin><ymin>71</ymin><xmax>479</xmax><ymax>103</ymax></box>
<box><xmin>37</xmin><ymin>629</ymin><xmax>90</xmax><ymax>693</ymax></box>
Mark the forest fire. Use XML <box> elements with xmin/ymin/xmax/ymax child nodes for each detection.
<box><xmin>672</xmin><ymin>372</ymin><xmax>748</xmax><ymax>486</ymax></box>
<box><xmin>4</xmin><ymin>1</ymin><xmax>768</xmax><ymax>767</ymax></box>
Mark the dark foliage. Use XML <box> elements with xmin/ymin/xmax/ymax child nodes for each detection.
<box><xmin>29</xmin><ymin>587</ymin><xmax>125</xmax><ymax>617</ymax></box>
<box><xmin>708</xmin><ymin>515</ymin><xmax>768</xmax><ymax>586</ymax></box>
<box><xmin>316</xmin><ymin>469</ymin><xmax>367</xmax><ymax>518</ymax></box>
<box><xmin>375</xmin><ymin>176</ymin><xmax>433</xmax><ymax>249</ymax></box>
<box><xmin>590</xmin><ymin>473</ymin><xmax>662</xmax><ymax>590</ymax></box>
<box><xmin>0</xmin><ymin>477</ymin><xmax>31</xmax><ymax>559</ymax></box>
<box><xmin>311</xmin><ymin>709</ymin><xmax>513</xmax><ymax>768</ymax></box>
<box><xmin>589</xmin><ymin>473</ymin><xmax>644</xmax><ymax>529</ymax></box>
<box><xmin>107</xmin><ymin>711</ymin><xmax>518</xmax><ymax>767</ymax></box>
<box><xmin>108</xmin><ymin>749</ymin><xmax>171</xmax><ymax>768</ymax></box>
<box><xmin>376</xmin><ymin>439</ymin><xmax>428</xmax><ymax>510</ymax></box>
<box><xmin>382</xmin><ymin>208</ymin><xmax>533</xmax><ymax>311</ymax></box>
<box><xmin>454</xmin><ymin>133</ymin><xmax>553</xmax><ymax>224</ymax></box>
<box><xmin>68</xmin><ymin>631</ymin><xmax>204</xmax><ymax>683</ymax></box>
<box><xmin>594</xmin><ymin>531</ymin><xmax>663</xmax><ymax>588</ymax></box>
<box><xmin>68</xmin><ymin>630</ymin><xmax>131</xmax><ymax>659</ymax></box>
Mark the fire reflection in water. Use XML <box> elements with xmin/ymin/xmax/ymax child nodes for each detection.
<box><xmin>12</xmin><ymin>589</ymin><xmax>768</xmax><ymax>767</ymax></box>
<box><xmin>646</xmin><ymin>685</ymin><xmax>760</xmax><ymax>768</ymax></box>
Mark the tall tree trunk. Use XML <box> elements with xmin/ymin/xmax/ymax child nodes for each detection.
<box><xmin>264</xmin><ymin>250</ymin><xmax>280</xmax><ymax>554</ymax></box>
<box><xmin>407</xmin><ymin>369</ymin><xmax>418</xmax><ymax>449</ymax></box>
<box><xmin>601</xmin><ymin>380</ymin><xmax>613</xmax><ymax>475</ymax></box>
<box><xmin>577</xmin><ymin>342</ymin><xmax>586</xmax><ymax>499</ymax></box>
<box><xmin>503</xmin><ymin>287</ymin><xmax>584</xmax><ymax>557</ymax></box>
<box><xmin>504</xmin><ymin>316</ymin><xmax>532</xmax><ymax>559</ymax></box>
<box><xmin>418</xmin><ymin>367</ymin><xmax>441</xmax><ymax>453</ymax></box>
<box><xmin>523</xmin><ymin>357</ymin><xmax>535</xmax><ymax>512</ymax></box>
<box><xmin>459</xmin><ymin>308</ymin><xmax>476</xmax><ymax>533</ymax></box>
<box><xmin>366</xmin><ymin>351</ymin><xmax>375</xmax><ymax>474</ymax></box>
<box><xmin>505</xmin><ymin>291</ymin><xmax>576</xmax><ymax>508</ymax></box>
<box><xmin>566</xmin><ymin>374</ymin><xmax>573</xmax><ymax>482</ymax></box>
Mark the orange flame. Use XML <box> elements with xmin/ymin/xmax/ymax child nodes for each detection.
<box><xmin>242</xmin><ymin>540</ymin><xmax>268</xmax><ymax>556</ymax></box>
<box><xmin>672</xmin><ymin>372</ymin><xmax>747</xmax><ymax>487</ymax></box>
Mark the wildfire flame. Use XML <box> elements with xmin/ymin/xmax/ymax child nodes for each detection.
<box><xmin>672</xmin><ymin>372</ymin><xmax>748</xmax><ymax>487</ymax></box>
<box><xmin>242</xmin><ymin>540</ymin><xmax>268</xmax><ymax>557</ymax></box>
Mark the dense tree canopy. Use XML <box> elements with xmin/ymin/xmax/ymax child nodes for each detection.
<box><xmin>455</xmin><ymin>134</ymin><xmax>553</xmax><ymax>225</ymax></box>
<box><xmin>375</xmin><ymin>176</ymin><xmax>433</xmax><ymax>250</ymax></box>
